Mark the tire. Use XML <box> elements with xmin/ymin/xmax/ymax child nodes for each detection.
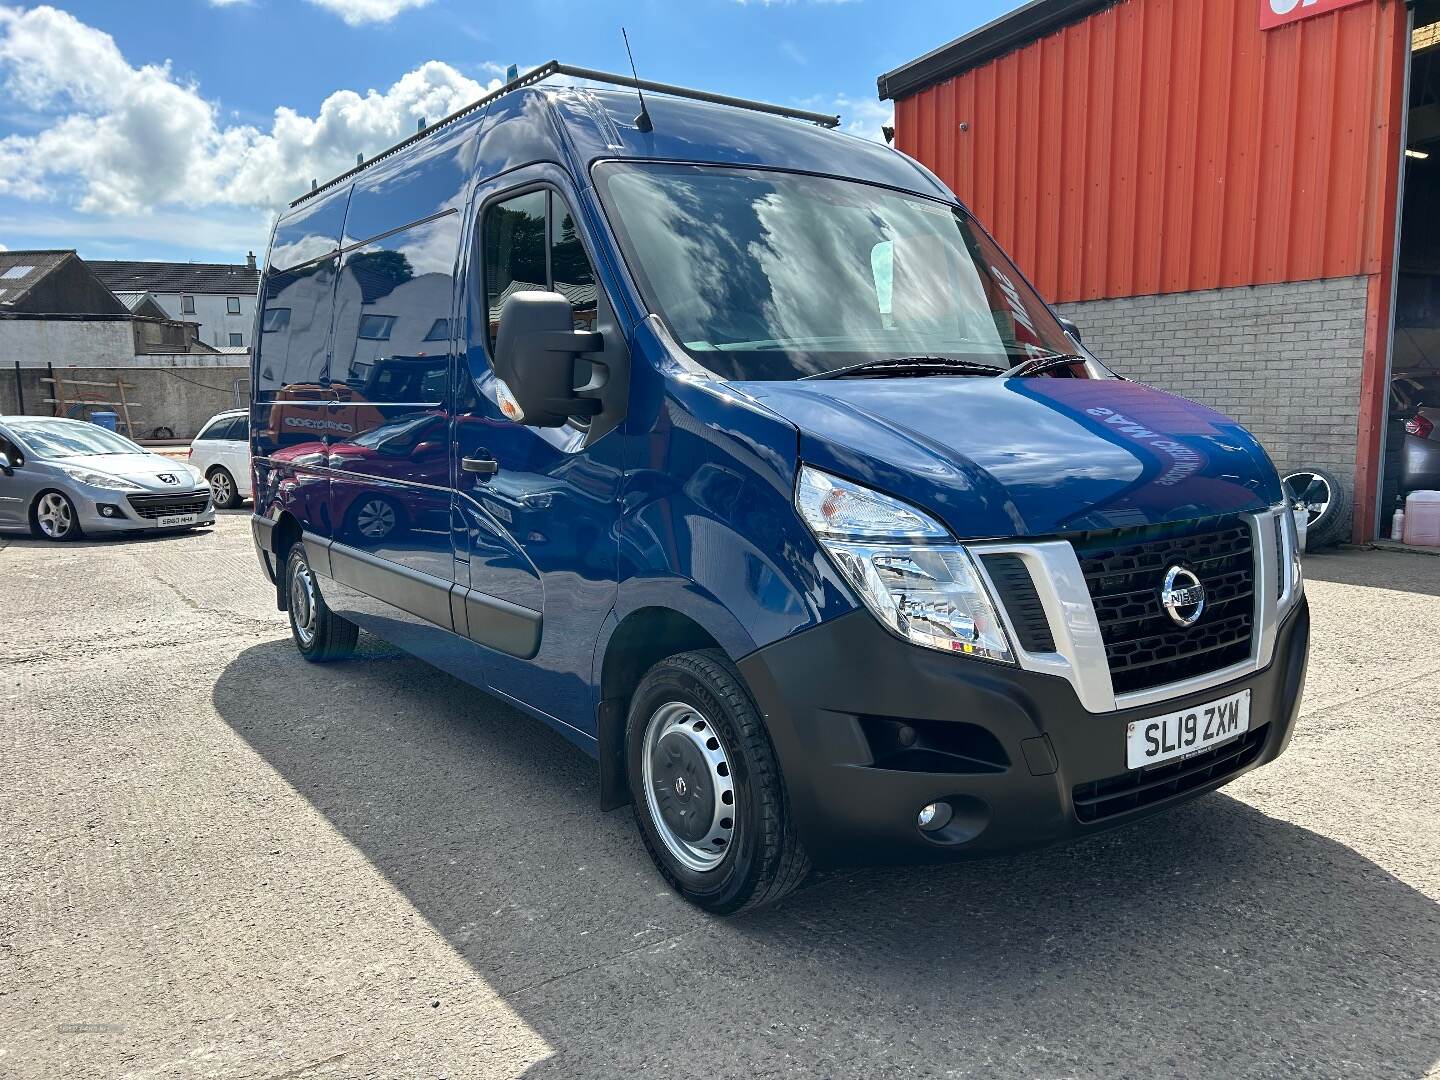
<box><xmin>1283</xmin><ymin>468</ymin><xmax>1348</xmax><ymax>549</ymax></box>
<box><xmin>207</xmin><ymin>466</ymin><xmax>242</xmax><ymax>509</ymax></box>
<box><xmin>626</xmin><ymin>649</ymin><xmax>810</xmax><ymax>915</ymax></box>
<box><xmin>284</xmin><ymin>543</ymin><xmax>358</xmax><ymax>662</ymax></box>
<box><xmin>30</xmin><ymin>490</ymin><xmax>84</xmax><ymax>542</ymax></box>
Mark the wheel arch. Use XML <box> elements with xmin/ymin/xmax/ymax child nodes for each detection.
<box><xmin>595</xmin><ymin>605</ymin><xmax>730</xmax><ymax>812</ymax></box>
<box><xmin>270</xmin><ymin>510</ymin><xmax>303</xmax><ymax>609</ymax></box>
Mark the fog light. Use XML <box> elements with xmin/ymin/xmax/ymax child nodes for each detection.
<box><xmin>918</xmin><ymin>801</ymin><xmax>953</xmax><ymax>832</ymax></box>
<box><xmin>98</xmin><ymin>504</ymin><xmax>120</xmax><ymax>518</ymax></box>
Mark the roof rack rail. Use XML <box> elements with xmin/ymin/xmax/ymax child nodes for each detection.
<box><xmin>289</xmin><ymin>60</ymin><xmax>842</xmax><ymax>208</ymax></box>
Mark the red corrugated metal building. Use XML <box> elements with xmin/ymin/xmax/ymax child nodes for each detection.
<box><xmin>880</xmin><ymin>0</ymin><xmax>1429</xmax><ymax>543</ymax></box>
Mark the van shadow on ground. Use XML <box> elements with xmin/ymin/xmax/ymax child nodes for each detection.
<box><xmin>213</xmin><ymin>638</ymin><xmax>1440</xmax><ymax>1077</ymax></box>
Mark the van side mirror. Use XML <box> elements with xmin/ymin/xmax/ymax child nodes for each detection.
<box><xmin>493</xmin><ymin>291</ymin><xmax>604</xmax><ymax>427</ymax></box>
<box><xmin>1058</xmin><ymin>317</ymin><xmax>1083</xmax><ymax>344</ymax></box>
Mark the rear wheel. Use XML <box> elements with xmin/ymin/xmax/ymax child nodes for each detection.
<box><xmin>626</xmin><ymin>649</ymin><xmax>810</xmax><ymax>915</ymax></box>
<box><xmin>31</xmin><ymin>491</ymin><xmax>83</xmax><ymax>541</ymax></box>
<box><xmin>285</xmin><ymin>544</ymin><xmax>357</xmax><ymax>662</ymax></box>
<box><xmin>207</xmin><ymin>466</ymin><xmax>242</xmax><ymax>509</ymax></box>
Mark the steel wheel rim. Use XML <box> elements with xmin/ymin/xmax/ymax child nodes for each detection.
<box><xmin>290</xmin><ymin>557</ymin><xmax>318</xmax><ymax>646</ymax></box>
<box><xmin>211</xmin><ymin>471</ymin><xmax>233</xmax><ymax>503</ymax></box>
<box><xmin>37</xmin><ymin>493</ymin><xmax>72</xmax><ymax>538</ymax></box>
<box><xmin>357</xmin><ymin>498</ymin><xmax>395</xmax><ymax>538</ymax></box>
<box><xmin>1283</xmin><ymin>471</ymin><xmax>1332</xmax><ymax>526</ymax></box>
<box><xmin>641</xmin><ymin>701</ymin><xmax>736</xmax><ymax>872</ymax></box>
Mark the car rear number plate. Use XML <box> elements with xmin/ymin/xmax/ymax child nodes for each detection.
<box><xmin>156</xmin><ymin>513</ymin><xmax>197</xmax><ymax>528</ymax></box>
<box><xmin>1126</xmin><ymin>689</ymin><xmax>1251</xmax><ymax>770</ymax></box>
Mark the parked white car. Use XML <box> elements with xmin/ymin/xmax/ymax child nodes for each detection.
<box><xmin>188</xmin><ymin>409</ymin><xmax>252</xmax><ymax>509</ymax></box>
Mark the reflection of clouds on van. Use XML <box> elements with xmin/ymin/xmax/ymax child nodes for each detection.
<box><xmin>268</xmin><ymin>233</ymin><xmax>337</xmax><ymax>272</ymax></box>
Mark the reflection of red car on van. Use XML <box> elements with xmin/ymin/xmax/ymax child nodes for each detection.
<box><xmin>326</xmin><ymin>411</ymin><xmax>450</xmax><ymax>544</ymax></box>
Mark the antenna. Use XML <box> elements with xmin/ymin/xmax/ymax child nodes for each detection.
<box><xmin>621</xmin><ymin>28</ymin><xmax>652</xmax><ymax>133</ymax></box>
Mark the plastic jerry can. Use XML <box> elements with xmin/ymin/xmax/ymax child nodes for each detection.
<box><xmin>1402</xmin><ymin>490</ymin><xmax>1440</xmax><ymax>548</ymax></box>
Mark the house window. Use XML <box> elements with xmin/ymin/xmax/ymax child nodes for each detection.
<box><xmin>357</xmin><ymin>314</ymin><xmax>396</xmax><ymax>341</ymax></box>
<box><xmin>262</xmin><ymin>307</ymin><xmax>290</xmax><ymax>332</ymax></box>
<box><xmin>2</xmin><ymin>265</ymin><xmax>34</xmax><ymax>280</ymax></box>
<box><xmin>182</xmin><ymin>294</ymin><xmax>196</xmax><ymax>314</ymax></box>
<box><xmin>423</xmin><ymin>317</ymin><xmax>449</xmax><ymax>341</ymax></box>
<box><xmin>229</xmin><ymin>333</ymin><xmax>244</xmax><ymax>347</ymax></box>
<box><xmin>227</xmin><ymin>296</ymin><xmax>241</xmax><ymax>314</ymax></box>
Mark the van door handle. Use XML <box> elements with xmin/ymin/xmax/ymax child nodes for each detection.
<box><xmin>462</xmin><ymin>454</ymin><xmax>499</xmax><ymax>476</ymax></box>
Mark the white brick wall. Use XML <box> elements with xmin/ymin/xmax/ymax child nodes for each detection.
<box><xmin>1058</xmin><ymin>276</ymin><xmax>1368</xmax><ymax>521</ymax></box>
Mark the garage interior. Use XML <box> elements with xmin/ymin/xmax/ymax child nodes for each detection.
<box><xmin>1386</xmin><ymin>0</ymin><xmax>1440</xmax><ymax>543</ymax></box>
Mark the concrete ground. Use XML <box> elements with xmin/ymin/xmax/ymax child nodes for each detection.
<box><xmin>2</xmin><ymin>514</ymin><xmax>1438</xmax><ymax>1079</ymax></box>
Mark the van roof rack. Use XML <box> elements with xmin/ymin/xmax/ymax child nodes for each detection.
<box><xmin>289</xmin><ymin>61</ymin><xmax>843</xmax><ymax>208</ymax></box>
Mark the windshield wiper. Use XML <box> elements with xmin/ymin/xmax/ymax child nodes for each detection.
<box><xmin>1000</xmin><ymin>351</ymin><xmax>1088</xmax><ymax>378</ymax></box>
<box><xmin>802</xmin><ymin>356</ymin><xmax>1004</xmax><ymax>381</ymax></box>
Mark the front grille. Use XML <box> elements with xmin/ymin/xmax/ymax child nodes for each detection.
<box><xmin>1072</xmin><ymin>725</ymin><xmax>1268</xmax><ymax>822</ymax></box>
<box><xmin>1071</xmin><ymin>515</ymin><xmax>1256</xmax><ymax>695</ymax></box>
<box><xmin>126</xmin><ymin>492</ymin><xmax>211</xmax><ymax>519</ymax></box>
<box><xmin>982</xmin><ymin>553</ymin><xmax>1055</xmax><ymax>653</ymax></box>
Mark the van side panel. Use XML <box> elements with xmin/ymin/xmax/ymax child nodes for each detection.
<box><xmin>316</xmin><ymin>123</ymin><xmax>478</xmax><ymax>650</ymax></box>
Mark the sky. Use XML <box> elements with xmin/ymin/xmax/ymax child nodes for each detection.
<box><xmin>0</xmin><ymin>0</ymin><xmax>1016</xmax><ymax>265</ymax></box>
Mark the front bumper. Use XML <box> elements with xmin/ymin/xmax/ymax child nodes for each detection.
<box><xmin>736</xmin><ymin>598</ymin><xmax>1309</xmax><ymax>867</ymax></box>
<box><xmin>76</xmin><ymin>489</ymin><xmax>215</xmax><ymax>532</ymax></box>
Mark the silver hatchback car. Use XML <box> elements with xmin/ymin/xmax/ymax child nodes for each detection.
<box><xmin>0</xmin><ymin>416</ymin><xmax>216</xmax><ymax>541</ymax></box>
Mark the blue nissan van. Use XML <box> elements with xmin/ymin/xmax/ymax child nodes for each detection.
<box><xmin>249</xmin><ymin>64</ymin><xmax>1309</xmax><ymax>914</ymax></box>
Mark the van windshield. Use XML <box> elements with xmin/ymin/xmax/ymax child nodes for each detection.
<box><xmin>595</xmin><ymin>162</ymin><xmax>1079</xmax><ymax>382</ymax></box>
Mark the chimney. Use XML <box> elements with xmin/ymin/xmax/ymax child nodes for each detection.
<box><xmin>245</xmin><ymin>251</ymin><xmax>257</xmax><ymax>271</ymax></box>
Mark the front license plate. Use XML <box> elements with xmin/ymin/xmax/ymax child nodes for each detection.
<box><xmin>156</xmin><ymin>513</ymin><xmax>198</xmax><ymax>528</ymax></box>
<box><xmin>1126</xmin><ymin>689</ymin><xmax>1251</xmax><ymax>770</ymax></box>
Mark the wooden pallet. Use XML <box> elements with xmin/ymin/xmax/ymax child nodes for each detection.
<box><xmin>41</xmin><ymin>373</ymin><xmax>140</xmax><ymax>435</ymax></box>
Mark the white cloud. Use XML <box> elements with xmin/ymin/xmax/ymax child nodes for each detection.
<box><xmin>0</xmin><ymin>6</ymin><xmax>500</xmax><ymax>223</ymax></box>
<box><xmin>833</xmin><ymin>94</ymin><xmax>893</xmax><ymax>143</ymax></box>
<box><xmin>304</xmin><ymin>0</ymin><xmax>432</xmax><ymax>25</ymax></box>
<box><xmin>796</xmin><ymin>92</ymin><xmax>892</xmax><ymax>143</ymax></box>
<box><xmin>207</xmin><ymin>0</ymin><xmax>252</xmax><ymax>7</ymax></box>
<box><xmin>0</xmin><ymin>208</ymin><xmax>268</xmax><ymax>260</ymax></box>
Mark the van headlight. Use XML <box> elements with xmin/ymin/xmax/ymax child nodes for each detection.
<box><xmin>796</xmin><ymin>466</ymin><xmax>1014</xmax><ymax>662</ymax></box>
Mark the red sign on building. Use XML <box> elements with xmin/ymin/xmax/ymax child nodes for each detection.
<box><xmin>1260</xmin><ymin>0</ymin><xmax>1370</xmax><ymax>30</ymax></box>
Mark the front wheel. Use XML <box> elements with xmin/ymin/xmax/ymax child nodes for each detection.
<box><xmin>285</xmin><ymin>544</ymin><xmax>357</xmax><ymax>662</ymax></box>
<box><xmin>31</xmin><ymin>491</ymin><xmax>83</xmax><ymax>541</ymax></box>
<box><xmin>626</xmin><ymin>649</ymin><xmax>810</xmax><ymax>915</ymax></box>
